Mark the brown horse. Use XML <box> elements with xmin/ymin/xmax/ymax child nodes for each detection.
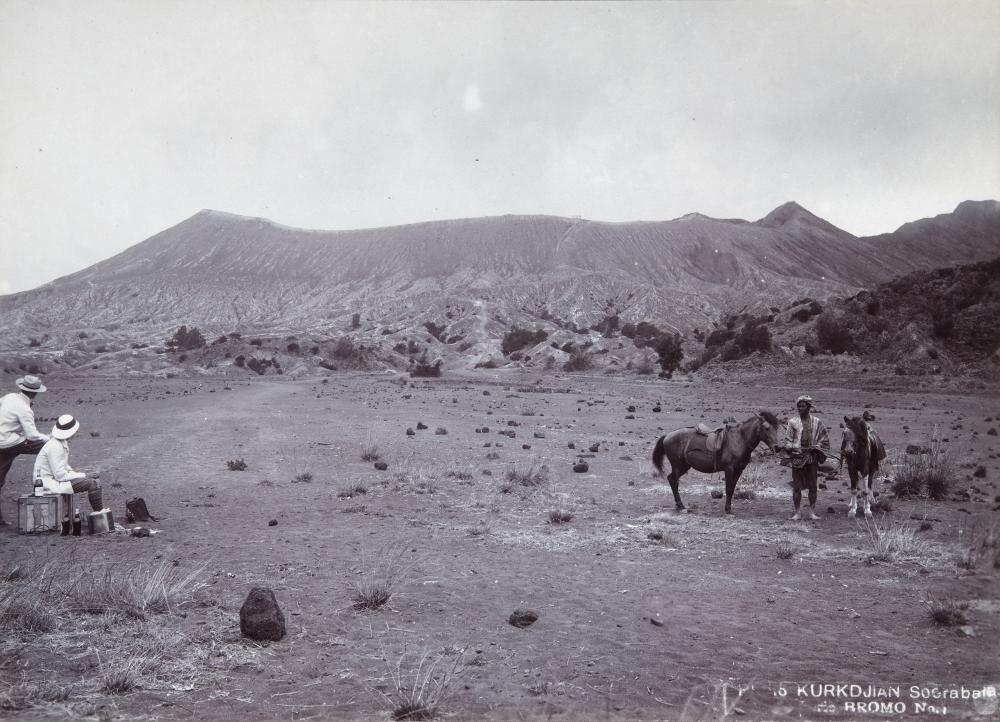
<box><xmin>651</xmin><ymin>411</ymin><xmax>781</xmax><ymax>514</ymax></box>
<box><xmin>841</xmin><ymin>415</ymin><xmax>885</xmax><ymax>518</ymax></box>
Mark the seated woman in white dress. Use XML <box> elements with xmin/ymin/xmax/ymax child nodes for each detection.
<box><xmin>32</xmin><ymin>415</ymin><xmax>102</xmax><ymax>525</ymax></box>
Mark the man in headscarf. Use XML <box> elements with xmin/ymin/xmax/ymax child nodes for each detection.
<box><xmin>779</xmin><ymin>394</ymin><xmax>830</xmax><ymax>521</ymax></box>
<box><xmin>0</xmin><ymin>376</ymin><xmax>50</xmax><ymax>525</ymax></box>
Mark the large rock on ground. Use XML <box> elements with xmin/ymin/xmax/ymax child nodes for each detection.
<box><xmin>240</xmin><ymin>587</ymin><xmax>286</xmax><ymax>641</ymax></box>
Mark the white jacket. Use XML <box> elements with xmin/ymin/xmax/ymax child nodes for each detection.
<box><xmin>0</xmin><ymin>392</ymin><xmax>49</xmax><ymax>448</ymax></box>
<box><xmin>33</xmin><ymin>438</ymin><xmax>84</xmax><ymax>494</ymax></box>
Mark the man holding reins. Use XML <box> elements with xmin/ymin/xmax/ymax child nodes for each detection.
<box><xmin>777</xmin><ymin>394</ymin><xmax>830</xmax><ymax>521</ymax></box>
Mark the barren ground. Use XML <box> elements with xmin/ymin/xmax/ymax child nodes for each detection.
<box><xmin>2</xmin><ymin>370</ymin><xmax>998</xmax><ymax>721</ymax></box>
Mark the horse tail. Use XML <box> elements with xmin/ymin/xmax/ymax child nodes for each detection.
<box><xmin>652</xmin><ymin>435</ymin><xmax>667</xmax><ymax>476</ymax></box>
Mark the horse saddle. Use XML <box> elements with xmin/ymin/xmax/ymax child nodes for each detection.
<box><xmin>694</xmin><ymin>423</ymin><xmax>726</xmax><ymax>453</ymax></box>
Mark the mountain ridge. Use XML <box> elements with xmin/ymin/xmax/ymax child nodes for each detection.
<box><xmin>2</xmin><ymin>201</ymin><xmax>998</xmax><ymax>361</ymax></box>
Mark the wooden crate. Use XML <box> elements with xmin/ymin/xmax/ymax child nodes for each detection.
<box><xmin>17</xmin><ymin>494</ymin><xmax>61</xmax><ymax>534</ymax></box>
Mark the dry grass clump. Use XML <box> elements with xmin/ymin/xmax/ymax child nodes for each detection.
<box><xmin>362</xmin><ymin>428</ymin><xmax>381</xmax><ymax>462</ymax></box>
<box><xmin>0</xmin><ymin>593</ymin><xmax>57</xmax><ymax>634</ymax></box>
<box><xmin>378</xmin><ymin>645</ymin><xmax>468</xmax><ymax>721</ymax></box>
<box><xmin>733</xmin><ymin>489</ymin><xmax>756</xmax><ymax>501</ymax></box>
<box><xmin>776</xmin><ymin>543</ymin><xmax>795</xmax><ymax>560</ymax></box>
<box><xmin>505</xmin><ymin>462</ymin><xmax>549</xmax><ymax>488</ymax></box>
<box><xmin>925</xmin><ymin>599</ymin><xmax>969</xmax><ymax>627</ymax></box>
<box><xmin>467</xmin><ymin>521</ymin><xmax>491</xmax><ymax>537</ymax></box>
<box><xmin>338</xmin><ymin>482</ymin><xmax>368</xmax><ymax>498</ymax></box>
<box><xmin>547</xmin><ymin>510</ymin><xmax>573</xmax><ymax>525</ymax></box>
<box><xmin>292</xmin><ymin>471</ymin><xmax>314</xmax><ymax>483</ymax></box>
<box><xmin>862</xmin><ymin>515</ymin><xmax>930</xmax><ymax>563</ymax></box>
<box><xmin>891</xmin><ymin>439</ymin><xmax>959</xmax><ymax>499</ymax></box>
<box><xmin>0</xmin><ymin>681</ymin><xmax>71</xmax><ymax>711</ymax></box>
<box><xmin>737</xmin><ymin>463</ymin><xmax>768</xmax><ymax>493</ymax></box>
<box><xmin>351</xmin><ymin>547</ymin><xmax>418</xmax><ymax>612</ymax></box>
<box><xmin>65</xmin><ymin>562</ymin><xmax>205</xmax><ymax>619</ymax></box>
<box><xmin>226</xmin><ymin>458</ymin><xmax>247</xmax><ymax>471</ymax></box>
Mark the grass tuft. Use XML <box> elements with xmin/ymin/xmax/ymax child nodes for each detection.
<box><xmin>862</xmin><ymin>515</ymin><xmax>930</xmax><ymax>563</ymax></box>
<box><xmin>776</xmin><ymin>543</ymin><xmax>795</xmax><ymax>560</ymax></box>
<box><xmin>226</xmin><ymin>458</ymin><xmax>247</xmax><ymax>471</ymax></box>
<box><xmin>505</xmin><ymin>462</ymin><xmax>549</xmax><ymax>488</ymax></box>
<box><xmin>351</xmin><ymin>547</ymin><xmax>418</xmax><ymax>612</ymax></box>
<box><xmin>292</xmin><ymin>471</ymin><xmax>313</xmax><ymax>484</ymax></box>
<box><xmin>891</xmin><ymin>438</ymin><xmax>959</xmax><ymax>499</ymax></box>
<box><xmin>925</xmin><ymin>599</ymin><xmax>969</xmax><ymax>627</ymax></box>
<box><xmin>362</xmin><ymin>428</ymin><xmax>381</xmax><ymax>462</ymax></box>
<box><xmin>547</xmin><ymin>509</ymin><xmax>573</xmax><ymax>525</ymax></box>
<box><xmin>378</xmin><ymin>644</ymin><xmax>467</xmax><ymax>722</ymax></box>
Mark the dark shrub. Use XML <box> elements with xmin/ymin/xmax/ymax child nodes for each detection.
<box><xmin>563</xmin><ymin>350</ymin><xmax>593</xmax><ymax>372</ymax></box>
<box><xmin>502</xmin><ymin>327</ymin><xmax>548</xmax><ymax>355</ymax></box>
<box><xmin>287</xmin><ymin>342</ymin><xmax>300</xmax><ymax>353</ymax></box>
<box><xmin>213</xmin><ymin>335</ymin><xmax>228</xmax><ymax>345</ymax></box>
<box><xmin>931</xmin><ymin>310</ymin><xmax>954</xmax><ymax>338</ymax></box>
<box><xmin>393</xmin><ymin>342</ymin><xmax>407</xmax><ymax>354</ymax></box>
<box><xmin>705</xmin><ymin>328</ymin><xmax>734</xmax><ymax>347</ymax></box>
<box><xmin>168</xmin><ymin>325</ymin><xmax>206</xmax><ymax>351</ymax></box>
<box><xmin>234</xmin><ymin>355</ymin><xmax>246</xmax><ymax>367</ymax></box>
<box><xmin>423</xmin><ymin>321</ymin><xmax>446</xmax><ymax>341</ymax></box>
<box><xmin>28</xmin><ymin>337</ymin><xmax>41</xmax><ymax>347</ymax></box>
<box><xmin>410</xmin><ymin>351</ymin><xmax>442</xmax><ymax>377</ymax></box>
<box><xmin>249</xmin><ymin>338</ymin><xmax>263</xmax><ymax>347</ymax></box>
<box><xmin>654</xmin><ymin>333</ymin><xmax>684</xmax><ymax>377</ymax></box>
<box><xmin>333</xmin><ymin>338</ymin><xmax>360</xmax><ymax>360</ymax></box>
<box><xmin>815</xmin><ymin>311</ymin><xmax>854</xmax><ymax>354</ymax></box>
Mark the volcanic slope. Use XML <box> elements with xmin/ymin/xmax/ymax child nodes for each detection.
<box><xmin>1</xmin><ymin>201</ymin><xmax>997</xmax><ymax>343</ymax></box>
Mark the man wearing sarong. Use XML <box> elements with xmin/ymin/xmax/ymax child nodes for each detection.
<box><xmin>780</xmin><ymin>394</ymin><xmax>830</xmax><ymax>520</ymax></box>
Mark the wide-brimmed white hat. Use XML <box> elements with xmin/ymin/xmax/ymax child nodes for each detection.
<box><xmin>795</xmin><ymin>394</ymin><xmax>813</xmax><ymax>407</ymax></box>
<box><xmin>52</xmin><ymin>414</ymin><xmax>80</xmax><ymax>440</ymax></box>
<box><xmin>16</xmin><ymin>375</ymin><xmax>47</xmax><ymax>393</ymax></box>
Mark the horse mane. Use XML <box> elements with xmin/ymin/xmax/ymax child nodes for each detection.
<box><xmin>758</xmin><ymin>410</ymin><xmax>779</xmax><ymax>427</ymax></box>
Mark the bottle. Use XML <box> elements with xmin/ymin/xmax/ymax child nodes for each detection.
<box><xmin>33</xmin><ymin>478</ymin><xmax>44</xmax><ymax>496</ymax></box>
<box><xmin>61</xmin><ymin>511</ymin><xmax>71</xmax><ymax>536</ymax></box>
<box><xmin>72</xmin><ymin>508</ymin><xmax>82</xmax><ymax>536</ymax></box>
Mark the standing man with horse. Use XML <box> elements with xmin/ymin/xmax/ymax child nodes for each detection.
<box><xmin>777</xmin><ymin>394</ymin><xmax>830</xmax><ymax>521</ymax></box>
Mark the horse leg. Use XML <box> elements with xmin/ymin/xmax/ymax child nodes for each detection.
<box><xmin>667</xmin><ymin>460</ymin><xmax>687</xmax><ymax>511</ymax></box>
<box><xmin>846</xmin><ymin>468</ymin><xmax>858</xmax><ymax>518</ymax></box>
<box><xmin>723</xmin><ymin>467</ymin><xmax>740</xmax><ymax>515</ymax></box>
<box><xmin>863</xmin><ymin>471</ymin><xmax>874</xmax><ymax>517</ymax></box>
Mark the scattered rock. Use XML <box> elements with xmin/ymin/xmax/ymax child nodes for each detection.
<box><xmin>240</xmin><ymin>587</ymin><xmax>286</xmax><ymax>641</ymax></box>
<box><xmin>406</xmin><ymin>428</ymin><xmax>415</xmax><ymax>436</ymax></box>
<box><xmin>973</xmin><ymin>465</ymin><xmax>986</xmax><ymax>478</ymax></box>
<box><xmin>650</xmin><ymin>617</ymin><xmax>664</xmax><ymax>627</ymax></box>
<box><xmin>957</xmin><ymin>625</ymin><xmax>976</xmax><ymax>638</ymax></box>
<box><xmin>573</xmin><ymin>462</ymin><xmax>589</xmax><ymax>473</ymax></box>
<box><xmin>567</xmin><ymin>442</ymin><xmax>575</xmax><ymax>449</ymax></box>
<box><xmin>589</xmin><ymin>443</ymin><xmax>600</xmax><ymax>453</ymax></box>
<box><xmin>627</xmin><ymin>405</ymin><xmax>636</xmax><ymax>413</ymax></box>
<box><xmin>652</xmin><ymin>406</ymin><xmax>662</xmax><ymax>413</ymax></box>
<box><xmin>508</xmin><ymin>609</ymin><xmax>538</xmax><ymax>628</ymax></box>
<box><xmin>374</xmin><ymin>461</ymin><xmax>388</xmax><ymax>471</ymax></box>
<box><xmin>625</xmin><ymin>414</ymin><xmax>635</xmax><ymax>420</ymax></box>
<box><xmin>268</xmin><ymin>519</ymin><xmax>278</xmax><ymax>526</ymax></box>
<box><xmin>416</xmin><ymin>422</ymin><xmax>428</xmax><ymax>430</ymax></box>
<box><xmin>522</xmin><ymin>444</ymin><xmax>531</xmax><ymax>450</ymax></box>
<box><xmin>533</xmin><ymin>431</ymin><xmax>545</xmax><ymax>439</ymax></box>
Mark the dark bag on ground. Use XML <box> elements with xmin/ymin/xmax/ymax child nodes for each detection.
<box><xmin>125</xmin><ymin>497</ymin><xmax>158</xmax><ymax>522</ymax></box>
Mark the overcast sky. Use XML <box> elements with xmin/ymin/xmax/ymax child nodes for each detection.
<box><xmin>1</xmin><ymin>0</ymin><xmax>997</xmax><ymax>294</ymax></box>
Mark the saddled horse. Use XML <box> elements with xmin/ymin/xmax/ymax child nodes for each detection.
<box><xmin>651</xmin><ymin>411</ymin><xmax>781</xmax><ymax>514</ymax></box>
<box><xmin>841</xmin><ymin>415</ymin><xmax>886</xmax><ymax>518</ymax></box>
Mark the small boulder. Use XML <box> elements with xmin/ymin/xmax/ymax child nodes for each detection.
<box><xmin>240</xmin><ymin>587</ymin><xmax>286</xmax><ymax>641</ymax></box>
<box><xmin>406</xmin><ymin>428</ymin><xmax>415</xmax><ymax>436</ymax></box>
<box><xmin>268</xmin><ymin>519</ymin><xmax>278</xmax><ymax>526</ymax></box>
<box><xmin>509</xmin><ymin>609</ymin><xmax>538</xmax><ymax>628</ymax></box>
<box><xmin>374</xmin><ymin>461</ymin><xmax>388</xmax><ymax>471</ymax></box>
<box><xmin>573</xmin><ymin>462</ymin><xmax>589</xmax><ymax>473</ymax></box>
<box><xmin>652</xmin><ymin>406</ymin><xmax>662</xmax><ymax>413</ymax></box>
